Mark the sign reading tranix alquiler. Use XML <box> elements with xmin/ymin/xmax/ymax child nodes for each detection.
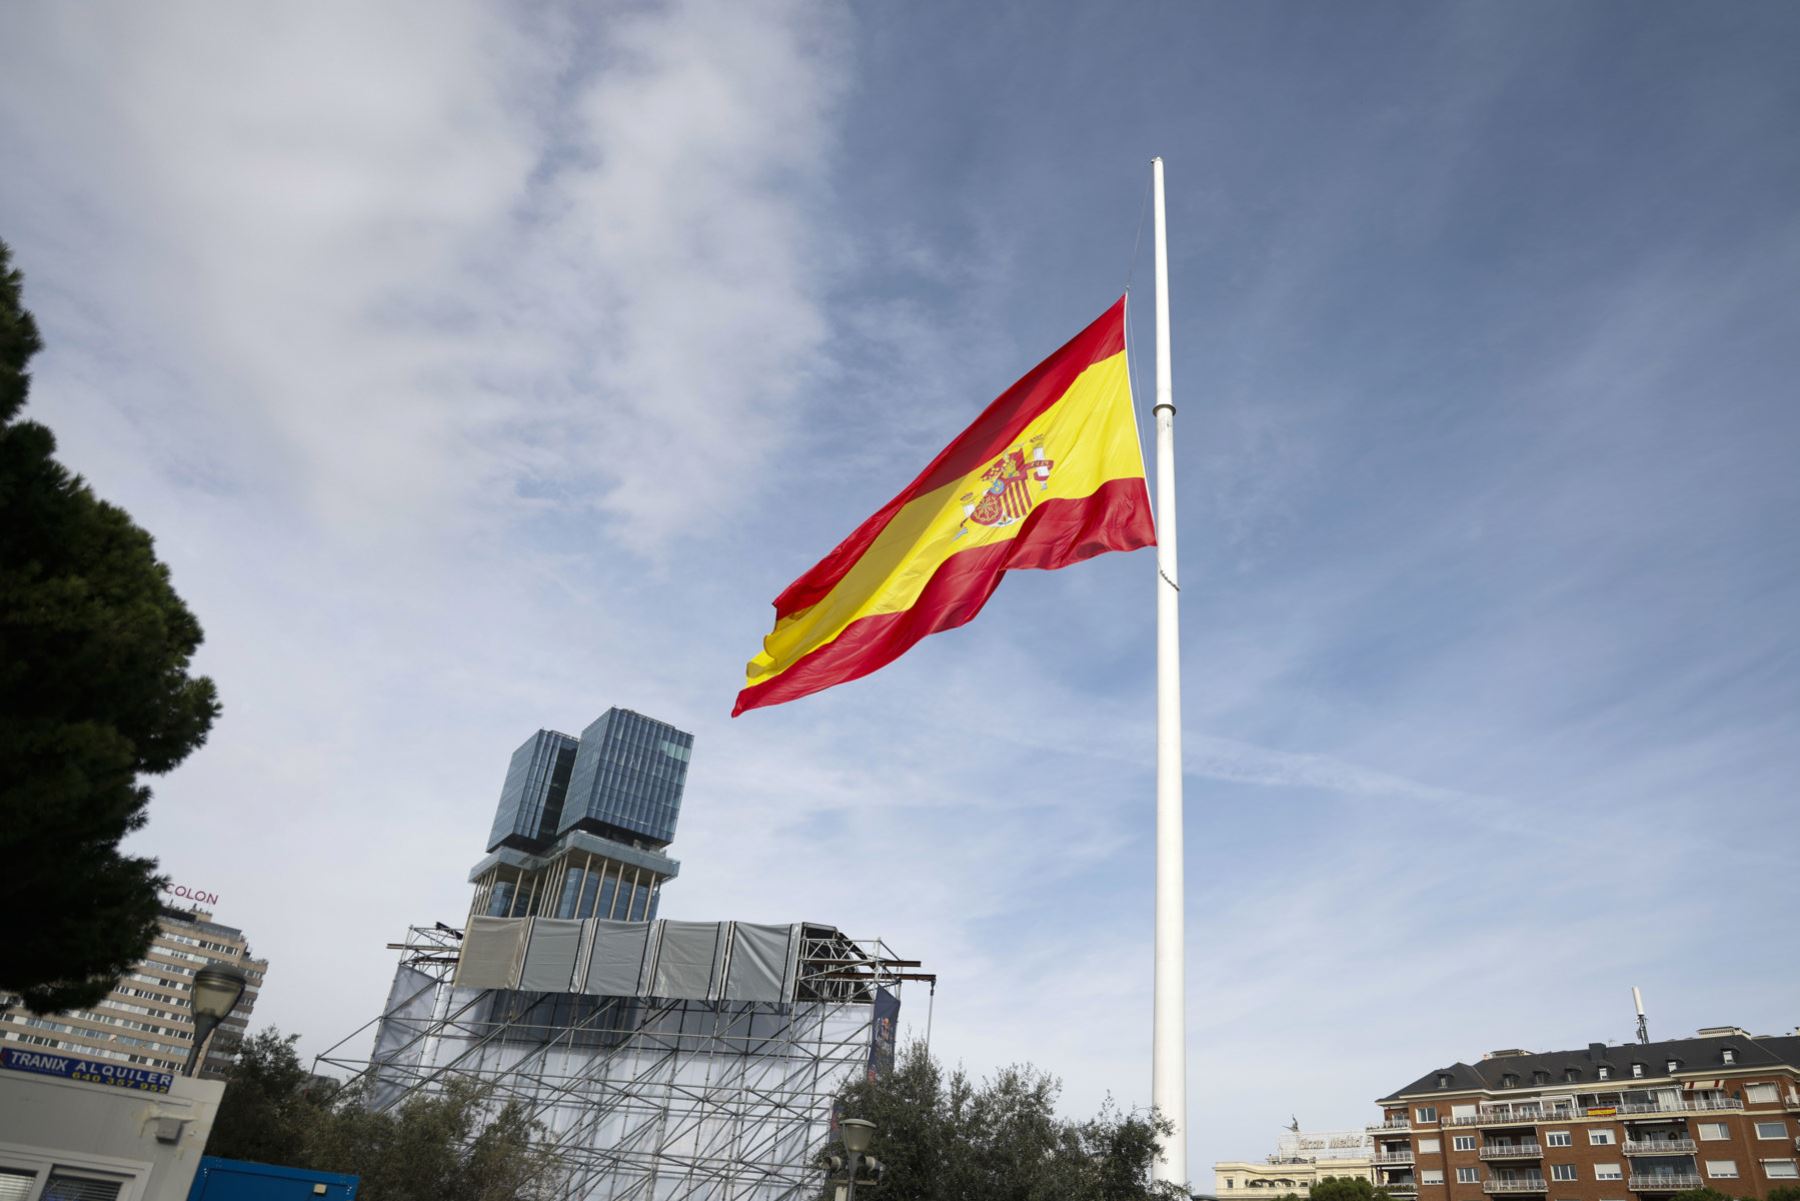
<box><xmin>0</xmin><ymin>1046</ymin><xmax>174</xmax><ymax>1094</ymax></box>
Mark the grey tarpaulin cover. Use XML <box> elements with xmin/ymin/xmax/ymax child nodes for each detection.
<box><xmin>649</xmin><ymin>920</ymin><xmax>726</xmax><ymax>999</ymax></box>
<box><xmin>369</xmin><ymin>964</ymin><xmax>439</xmax><ymax>1111</ymax></box>
<box><xmin>456</xmin><ymin>917</ymin><xmax>807</xmax><ymax>1001</ymax></box>
<box><xmin>583</xmin><ymin>919</ymin><xmax>653</xmax><ymax>997</ymax></box>
<box><xmin>721</xmin><ymin>922</ymin><xmax>797</xmax><ymax>1002</ymax></box>
<box><xmin>455</xmin><ymin>915</ymin><xmax>529</xmax><ymax>989</ymax></box>
<box><xmin>519</xmin><ymin>918</ymin><xmax>584</xmax><ymax>991</ymax></box>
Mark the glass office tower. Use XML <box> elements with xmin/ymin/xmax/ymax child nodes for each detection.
<box><xmin>559</xmin><ymin>709</ymin><xmax>693</xmax><ymax>849</ymax></box>
<box><xmin>467</xmin><ymin>708</ymin><xmax>694</xmax><ymax>926</ymax></box>
<box><xmin>486</xmin><ymin>730</ymin><xmax>581</xmax><ymax>853</ymax></box>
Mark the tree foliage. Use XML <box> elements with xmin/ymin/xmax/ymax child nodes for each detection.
<box><xmin>1310</xmin><ymin>1177</ymin><xmax>1393</xmax><ymax>1201</ymax></box>
<box><xmin>1668</xmin><ymin>1188</ymin><xmax>1738</xmax><ymax>1201</ymax></box>
<box><xmin>207</xmin><ymin>1028</ymin><xmax>559</xmax><ymax>1201</ymax></box>
<box><xmin>0</xmin><ymin>239</ymin><xmax>220</xmax><ymax>1013</ymax></box>
<box><xmin>826</xmin><ymin>1040</ymin><xmax>1187</xmax><ymax>1201</ymax></box>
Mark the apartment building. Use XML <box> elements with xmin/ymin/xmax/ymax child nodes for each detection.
<box><xmin>1368</xmin><ymin>1028</ymin><xmax>1800</xmax><ymax>1201</ymax></box>
<box><xmin>0</xmin><ymin>902</ymin><xmax>267</xmax><ymax>1079</ymax></box>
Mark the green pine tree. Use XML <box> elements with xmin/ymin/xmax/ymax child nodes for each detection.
<box><xmin>0</xmin><ymin>239</ymin><xmax>221</xmax><ymax>1013</ymax></box>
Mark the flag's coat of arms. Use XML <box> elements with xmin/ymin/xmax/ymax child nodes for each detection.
<box><xmin>734</xmin><ymin>298</ymin><xmax>1153</xmax><ymax>716</ymax></box>
<box><xmin>960</xmin><ymin>435</ymin><xmax>1054</xmax><ymax>534</ymax></box>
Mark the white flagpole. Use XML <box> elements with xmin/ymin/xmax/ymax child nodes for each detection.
<box><xmin>1149</xmin><ymin>154</ymin><xmax>1188</xmax><ymax>1189</ymax></box>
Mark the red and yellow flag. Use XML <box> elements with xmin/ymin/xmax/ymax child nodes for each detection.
<box><xmin>733</xmin><ymin>298</ymin><xmax>1155</xmax><ymax>716</ymax></box>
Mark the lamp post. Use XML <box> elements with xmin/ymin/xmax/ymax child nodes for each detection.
<box><xmin>833</xmin><ymin>1117</ymin><xmax>880</xmax><ymax>1201</ymax></box>
<box><xmin>183</xmin><ymin>966</ymin><xmax>248</xmax><ymax>1077</ymax></box>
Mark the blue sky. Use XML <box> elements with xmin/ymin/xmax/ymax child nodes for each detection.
<box><xmin>4</xmin><ymin>0</ymin><xmax>1798</xmax><ymax>1178</ymax></box>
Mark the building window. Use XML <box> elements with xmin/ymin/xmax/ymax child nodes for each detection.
<box><xmin>1698</xmin><ymin>1123</ymin><xmax>1729</xmax><ymax>1141</ymax></box>
<box><xmin>1439</xmin><ymin>1074</ymin><xmax>1453</xmax><ymax>1089</ymax></box>
<box><xmin>1590</xmin><ymin>1130</ymin><xmax>1615</xmax><ymax>1146</ymax></box>
<box><xmin>1420</xmin><ymin>1139</ymin><xmax>1441</xmax><ymax>1155</ymax></box>
<box><xmin>1551</xmin><ymin>1166</ymin><xmax>1577</xmax><ymax>1182</ymax></box>
<box><xmin>1747</xmin><ymin>1084</ymin><xmax>1779</xmax><ymax>1104</ymax></box>
<box><xmin>1631</xmin><ymin>1063</ymin><xmax>1645</xmax><ymax>1078</ymax></box>
<box><xmin>1721</xmin><ymin>1049</ymin><xmax>1736</xmax><ymax>1065</ymax></box>
<box><xmin>38</xmin><ymin>1173</ymin><xmax>125</xmax><ymax>1201</ymax></box>
<box><xmin>1457</xmin><ymin>1169</ymin><xmax>1478</xmax><ymax>1184</ymax></box>
<box><xmin>1454</xmin><ymin>1137</ymin><xmax>1476</xmax><ymax>1152</ymax></box>
<box><xmin>1667</xmin><ymin>1060</ymin><xmax>1681</xmax><ymax>1073</ymax></box>
<box><xmin>1706</xmin><ymin>1161</ymin><xmax>1738</xmax><ymax>1180</ymax></box>
<box><xmin>1765</xmin><ymin>1162</ymin><xmax>1798</xmax><ymax>1180</ymax></box>
<box><xmin>1418</xmin><ymin>1107</ymin><xmax>1439</xmax><ymax>1123</ymax></box>
<box><xmin>1564</xmin><ymin>1068</ymin><xmax>1580</xmax><ymax>1083</ymax></box>
<box><xmin>1594</xmin><ymin>1164</ymin><xmax>1622</xmax><ymax>1181</ymax></box>
<box><xmin>1597</xmin><ymin>1066</ymin><xmax>1612</xmax><ymax>1080</ymax></box>
<box><xmin>1755</xmin><ymin>1121</ymin><xmax>1787</xmax><ymax>1140</ymax></box>
<box><xmin>1421</xmin><ymin>1171</ymin><xmax>1445</xmax><ymax>1186</ymax></box>
<box><xmin>1502</xmin><ymin>1074</ymin><xmax>1519</xmax><ymax>1089</ymax></box>
<box><xmin>1547</xmin><ymin>1132</ymin><xmax>1572</xmax><ymax>1148</ymax></box>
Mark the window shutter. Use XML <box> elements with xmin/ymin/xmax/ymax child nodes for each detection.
<box><xmin>41</xmin><ymin>1174</ymin><xmax>126</xmax><ymax>1201</ymax></box>
<box><xmin>0</xmin><ymin>1170</ymin><xmax>38</xmax><ymax>1201</ymax></box>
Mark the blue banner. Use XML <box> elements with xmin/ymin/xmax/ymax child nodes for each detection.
<box><xmin>0</xmin><ymin>1046</ymin><xmax>174</xmax><ymax>1094</ymax></box>
<box><xmin>866</xmin><ymin>986</ymin><xmax>900</xmax><ymax>1081</ymax></box>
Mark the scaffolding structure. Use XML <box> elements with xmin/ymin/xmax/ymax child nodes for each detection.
<box><xmin>317</xmin><ymin>922</ymin><xmax>929</xmax><ymax>1201</ymax></box>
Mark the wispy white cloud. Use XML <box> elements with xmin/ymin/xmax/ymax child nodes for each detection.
<box><xmin>4</xmin><ymin>2</ymin><xmax>1798</xmax><ymax>1189</ymax></box>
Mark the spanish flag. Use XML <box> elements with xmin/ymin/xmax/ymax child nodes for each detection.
<box><xmin>733</xmin><ymin>298</ymin><xmax>1155</xmax><ymax>716</ymax></box>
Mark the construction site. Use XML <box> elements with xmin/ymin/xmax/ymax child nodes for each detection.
<box><xmin>317</xmin><ymin>916</ymin><xmax>928</xmax><ymax>1200</ymax></box>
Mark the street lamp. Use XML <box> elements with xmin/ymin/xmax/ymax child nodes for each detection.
<box><xmin>831</xmin><ymin>1118</ymin><xmax>882</xmax><ymax>1201</ymax></box>
<box><xmin>183</xmin><ymin>966</ymin><xmax>248</xmax><ymax>1077</ymax></box>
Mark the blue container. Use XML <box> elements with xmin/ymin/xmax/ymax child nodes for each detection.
<box><xmin>186</xmin><ymin>1157</ymin><xmax>359</xmax><ymax>1200</ymax></box>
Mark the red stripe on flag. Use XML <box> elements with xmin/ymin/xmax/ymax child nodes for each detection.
<box><xmin>733</xmin><ymin>476</ymin><xmax>1153</xmax><ymax>716</ymax></box>
<box><xmin>770</xmin><ymin>298</ymin><xmax>1127</xmax><ymax>620</ymax></box>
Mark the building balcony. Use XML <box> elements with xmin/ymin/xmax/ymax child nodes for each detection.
<box><xmin>1628</xmin><ymin>1175</ymin><xmax>1703</xmax><ymax>1193</ymax></box>
<box><xmin>1478</xmin><ymin>1145</ymin><xmax>1544</xmax><ymax>1160</ymax></box>
<box><xmin>1370</xmin><ymin>1119</ymin><xmax>1414</xmax><ymax>1132</ymax></box>
<box><xmin>1381</xmin><ymin>1184</ymin><xmax>1418</xmax><ymax>1195</ymax></box>
<box><xmin>1606</xmin><ymin>1097</ymin><xmax>1742</xmax><ymax>1117</ymax></box>
<box><xmin>1449</xmin><ymin>1112</ymin><xmax>1548</xmax><ymax>1127</ymax></box>
<box><xmin>1481</xmin><ymin>1179</ymin><xmax>1548</xmax><ymax>1193</ymax></box>
<box><xmin>1623</xmin><ymin>1139</ymin><xmax>1697</xmax><ymax>1156</ymax></box>
<box><xmin>1372</xmin><ymin>1153</ymin><xmax>1417</xmax><ymax>1166</ymax></box>
<box><xmin>1450</xmin><ymin>1096</ymin><xmax>1742</xmax><ymax>1127</ymax></box>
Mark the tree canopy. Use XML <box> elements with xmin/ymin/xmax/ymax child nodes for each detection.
<box><xmin>0</xmin><ymin>239</ymin><xmax>220</xmax><ymax>1013</ymax></box>
<box><xmin>207</xmin><ymin>1028</ymin><xmax>557</xmax><ymax>1201</ymax></box>
<box><xmin>826</xmin><ymin>1040</ymin><xmax>1187</xmax><ymax>1201</ymax></box>
<box><xmin>1309</xmin><ymin>1177</ymin><xmax>1394</xmax><ymax>1201</ymax></box>
<box><xmin>1268</xmin><ymin>1175</ymin><xmax>1394</xmax><ymax>1201</ymax></box>
<box><xmin>1668</xmin><ymin>1187</ymin><xmax>1739</xmax><ymax>1201</ymax></box>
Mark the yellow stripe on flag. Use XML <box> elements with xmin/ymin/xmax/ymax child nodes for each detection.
<box><xmin>746</xmin><ymin>349</ymin><xmax>1138</xmax><ymax>688</ymax></box>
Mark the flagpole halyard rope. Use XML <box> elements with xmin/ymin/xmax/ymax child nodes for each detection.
<box><xmin>1126</xmin><ymin>168</ymin><xmax>1152</xmax><ymax>295</ymax></box>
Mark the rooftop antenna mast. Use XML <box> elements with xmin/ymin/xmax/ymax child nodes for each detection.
<box><xmin>1633</xmin><ymin>986</ymin><xmax>1649</xmax><ymax>1044</ymax></box>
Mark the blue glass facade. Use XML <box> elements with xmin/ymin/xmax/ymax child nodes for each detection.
<box><xmin>473</xmin><ymin>707</ymin><xmax>690</xmax><ymax>928</ymax></box>
<box><xmin>486</xmin><ymin>730</ymin><xmax>581</xmax><ymax>853</ymax></box>
<box><xmin>558</xmin><ymin>709</ymin><xmax>693</xmax><ymax>849</ymax></box>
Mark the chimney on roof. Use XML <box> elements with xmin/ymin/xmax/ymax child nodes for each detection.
<box><xmin>1697</xmin><ymin>1026</ymin><xmax>1750</xmax><ymax>1038</ymax></box>
<box><xmin>1588</xmin><ymin>1042</ymin><xmax>1607</xmax><ymax>1059</ymax></box>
